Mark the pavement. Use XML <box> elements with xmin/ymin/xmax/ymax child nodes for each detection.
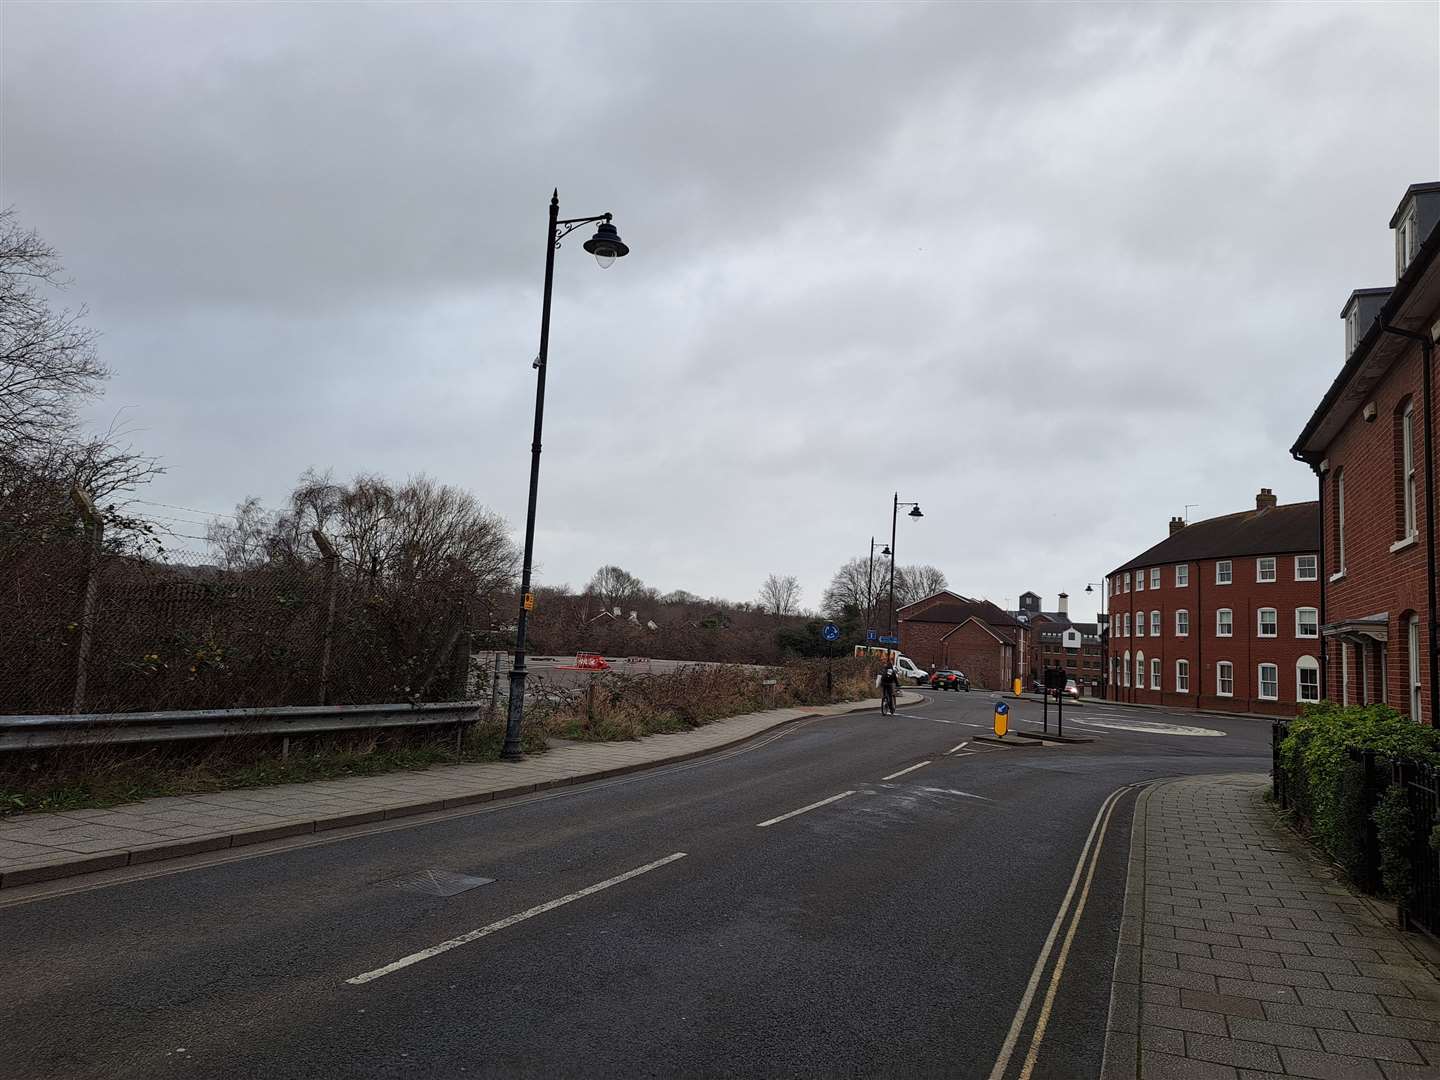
<box><xmin>1102</xmin><ymin>772</ymin><xmax>1440</xmax><ymax>1080</ymax></box>
<box><xmin>0</xmin><ymin>693</ymin><xmax>915</xmax><ymax>888</ymax></box>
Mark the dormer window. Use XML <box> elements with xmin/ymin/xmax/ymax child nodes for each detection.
<box><xmin>1397</xmin><ymin>206</ymin><xmax>1419</xmax><ymax>276</ymax></box>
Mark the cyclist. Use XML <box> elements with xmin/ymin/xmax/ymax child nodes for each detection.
<box><xmin>879</xmin><ymin>666</ymin><xmax>899</xmax><ymax>715</ymax></box>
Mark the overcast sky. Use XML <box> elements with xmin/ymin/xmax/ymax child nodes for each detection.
<box><xmin>4</xmin><ymin>2</ymin><xmax>1437</xmax><ymax>622</ymax></box>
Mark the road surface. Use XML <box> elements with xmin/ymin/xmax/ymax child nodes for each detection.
<box><xmin>0</xmin><ymin>689</ymin><xmax>1271</xmax><ymax>1079</ymax></box>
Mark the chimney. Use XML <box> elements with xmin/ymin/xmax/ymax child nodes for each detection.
<box><xmin>1256</xmin><ymin>487</ymin><xmax>1277</xmax><ymax>511</ymax></box>
<box><xmin>1057</xmin><ymin>592</ymin><xmax>1068</xmax><ymax>616</ymax></box>
<box><xmin>613</xmin><ymin>605</ymin><xmax>621</xmax><ymax>616</ymax></box>
<box><xmin>1169</xmin><ymin>516</ymin><xmax>1186</xmax><ymax>535</ymax></box>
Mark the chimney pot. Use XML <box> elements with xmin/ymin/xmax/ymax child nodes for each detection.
<box><xmin>1256</xmin><ymin>488</ymin><xmax>1277</xmax><ymax>510</ymax></box>
<box><xmin>1057</xmin><ymin>592</ymin><xmax>1069</xmax><ymax>615</ymax></box>
<box><xmin>1169</xmin><ymin>516</ymin><xmax>1186</xmax><ymax>535</ymax></box>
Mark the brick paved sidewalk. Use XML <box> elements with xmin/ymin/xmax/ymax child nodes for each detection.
<box><xmin>1103</xmin><ymin>773</ymin><xmax>1440</xmax><ymax>1080</ymax></box>
<box><xmin>0</xmin><ymin>694</ymin><xmax>902</xmax><ymax>889</ymax></box>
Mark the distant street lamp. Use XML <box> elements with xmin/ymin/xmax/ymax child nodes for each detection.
<box><xmin>1086</xmin><ymin>582</ymin><xmax>1107</xmax><ymax>699</ymax></box>
<box><xmin>886</xmin><ymin>494</ymin><xmax>924</xmax><ymax>644</ymax></box>
<box><xmin>503</xmin><ymin>191</ymin><xmax>629</xmax><ymax>762</ymax></box>
<box><xmin>865</xmin><ymin>537</ymin><xmax>891</xmax><ymax>642</ymax></box>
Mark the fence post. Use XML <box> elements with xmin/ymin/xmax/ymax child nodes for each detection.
<box><xmin>311</xmin><ymin>530</ymin><xmax>339</xmax><ymax>706</ymax></box>
<box><xmin>1395</xmin><ymin>757</ymin><xmax>1414</xmax><ymax>931</ymax></box>
<box><xmin>1361</xmin><ymin>749</ymin><xmax>1382</xmax><ymax>894</ymax></box>
<box><xmin>70</xmin><ymin>488</ymin><xmax>104</xmax><ymax>714</ymax></box>
<box><xmin>1272</xmin><ymin>721</ymin><xmax>1287</xmax><ymax>809</ymax></box>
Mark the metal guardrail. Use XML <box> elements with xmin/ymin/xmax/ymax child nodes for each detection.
<box><xmin>0</xmin><ymin>701</ymin><xmax>481</xmax><ymax>752</ymax></box>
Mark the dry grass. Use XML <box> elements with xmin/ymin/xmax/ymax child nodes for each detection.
<box><xmin>545</xmin><ymin>658</ymin><xmax>878</xmax><ymax>742</ymax></box>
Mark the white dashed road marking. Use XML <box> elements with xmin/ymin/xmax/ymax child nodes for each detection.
<box><xmin>881</xmin><ymin>761</ymin><xmax>933</xmax><ymax>781</ymax></box>
<box><xmin>756</xmin><ymin>790</ymin><xmax>856</xmax><ymax>828</ymax></box>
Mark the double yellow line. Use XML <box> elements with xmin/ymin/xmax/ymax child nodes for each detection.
<box><xmin>986</xmin><ymin>782</ymin><xmax>1144</xmax><ymax>1080</ymax></box>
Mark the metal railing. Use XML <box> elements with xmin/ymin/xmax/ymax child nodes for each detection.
<box><xmin>0</xmin><ymin>701</ymin><xmax>480</xmax><ymax>752</ymax></box>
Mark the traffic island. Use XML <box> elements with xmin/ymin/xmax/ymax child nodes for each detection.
<box><xmin>1011</xmin><ymin>729</ymin><xmax>1095</xmax><ymax>744</ymax></box>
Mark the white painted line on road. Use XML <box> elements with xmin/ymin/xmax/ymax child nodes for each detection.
<box><xmin>895</xmin><ymin>713</ymin><xmax>954</xmax><ymax>724</ymax></box>
<box><xmin>946</xmin><ymin>741</ymin><xmax>969</xmax><ymax>755</ymax></box>
<box><xmin>881</xmin><ymin>760</ymin><xmax>932</xmax><ymax>781</ymax></box>
<box><xmin>756</xmin><ymin>791</ymin><xmax>855</xmax><ymax>828</ymax></box>
<box><xmin>345</xmin><ymin>852</ymin><xmax>688</xmax><ymax>985</ymax></box>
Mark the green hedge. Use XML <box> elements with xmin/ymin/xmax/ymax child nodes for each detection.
<box><xmin>1277</xmin><ymin>701</ymin><xmax>1440</xmax><ymax>900</ymax></box>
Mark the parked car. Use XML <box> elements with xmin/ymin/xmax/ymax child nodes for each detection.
<box><xmin>1064</xmin><ymin>679</ymin><xmax>1079</xmax><ymax>698</ymax></box>
<box><xmin>930</xmin><ymin>669</ymin><xmax>970</xmax><ymax>692</ymax></box>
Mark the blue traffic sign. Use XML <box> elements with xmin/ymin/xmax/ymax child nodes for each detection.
<box><xmin>879</xmin><ymin>635</ymin><xmax>899</xmax><ymax>645</ymax></box>
<box><xmin>994</xmin><ymin>701</ymin><xmax>1010</xmax><ymax>715</ymax></box>
<box><xmin>822</xmin><ymin>622</ymin><xmax>840</xmax><ymax>642</ymax></box>
<box><xmin>866</xmin><ymin>629</ymin><xmax>877</xmax><ymax>642</ymax></box>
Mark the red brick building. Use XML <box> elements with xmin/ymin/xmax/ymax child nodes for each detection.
<box><xmin>897</xmin><ymin>592</ymin><xmax>1021</xmax><ymax>690</ymax></box>
<box><xmin>1009</xmin><ymin>591</ymin><xmax>1104</xmax><ymax>695</ymax></box>
<box><xmin>1291</xmin><ymin>181</ymin><xmax>1439</xmax><ymax>724</ymax></box>
<box><xmin>1104</xmin><ymin>492</ymin><xmax>1320</xmax><ymax>716</ymax></box>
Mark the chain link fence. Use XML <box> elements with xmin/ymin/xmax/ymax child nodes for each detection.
<box><xmin>1</xmin><ymin>529</ymin><xmax>494</xmax><ymax>715</ymax></box>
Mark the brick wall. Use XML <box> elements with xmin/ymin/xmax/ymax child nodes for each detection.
<box><xmin>940</xmin><ymin>622</ymin><xmax>1014</xmax><ymax>691</ymax></box>
<box><xmin>1318</xmin><ymin>343</ymin><xmax>1436</xmax><ymax>722</ymax></box>
<box><xmin>1105</xmin><ymin>553</ymin><xmax>1320</xmax><ymax>717</ymax></box>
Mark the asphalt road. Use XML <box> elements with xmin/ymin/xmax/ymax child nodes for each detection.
<box><xmin>0</xmin><ymin>690</ymin><xmax>1271</xmax><ymax>1079</ymax></box>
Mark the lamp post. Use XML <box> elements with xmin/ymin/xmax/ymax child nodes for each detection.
<box><xmin>886</xmin><ymin>494</ymin><xmax>924</xmax><ymax>645</ymax></box>
<box><xmin>865</xmin><ymin>537</ymin><xmax>891</xmax><ymax>645</ymax></box>
<box><xmin>503</xmin><ymin>190</ymin><xmax>630</xmax><ymax>762</ymax></box>
<box><xmin>1086</xmin><ymin>581</ymin><xmax>1107</xmax><ymax>699</ymax></box>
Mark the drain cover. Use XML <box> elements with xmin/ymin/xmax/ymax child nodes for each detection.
<box><xmin>384</xmin><ymin>869</ymin><xmax>495</xmax><ymax>897</ymax></box>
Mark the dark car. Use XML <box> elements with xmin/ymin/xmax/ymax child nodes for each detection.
<box><xmin>930</xmin><ymin>669</ymin><xmax>970</xmax><ymax>692</ymax></box>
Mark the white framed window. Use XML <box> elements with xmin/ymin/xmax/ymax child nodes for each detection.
<box><xmin>1123</xmin><ymin>572</ymin><xmax>1131</xmax><ymax>592</ymax></box>
<box><xmin>1150</xmin><ymin>610</ymin><xmax>1160</xmax><ymax>636</ymax></box>
<box><xmin>1176</xmin><ymin>610</ymin><xmax>1189</xmax><ymax>636</ymax></box>
<box><xmin>1135</xmin><ymin>652</ymin><xmax>1145</xmax><ymax>687</ymax></box>
<box><xmin>1341</xmin><ymin>644</ymin><xmax>1350</xmax><ymax>706</ymax></box>
<box><xmin>1216</xmin><ymin>560</ymin><xmax>1232</xmax><ymax>585</ymax></box>
<box><xmin>1217</xmin><ymin>608</ymin><xmax>1233</xmax><ymax>637</ymax></box>
<box><xmin>1150</xmin><ymin>658</ymin><xmax>1161</xmax><ymax>690</ymax></box>
<box><xmin>1175</xmin><ymin>564</ymin><xmax>1188</xmax><ymax>588</ymax></box>
<box><xmin>1217</xmin><ymin>661</ymin><xmax>1234</xmax><ymax>697</ymax></box>
<box><xmin>1123</xmin><ymin>651</ymin><xmax>1131</xmax><ymax>687</ymax></box>
<box><xmin>1257</xmin><ymin>557</ymin><xmax>1276</xmax><ymax>582</ymax></box>
<box><xmin>1258</xmin><ymin>608</ymin><xmax>1277</xmax><ymax>638</ymax></box>
<box><xmin>1150</xmin><ymin>568</ymin><xmax>1160</xmax><ymax>589</ymax></box>
<box><xmin>1298</xmin><ymin>656</ymin><xmax>1320</xmax><ymax>703</ymax></box>
<box><xmin>1123</xmin><ymin>612</ymin><xmax>1131</xmax><ymax>636</ymax></box>
<box><xmin>1107</xmin><ymin>578</ymin><xmax>1113</xmax><ymax>598</ymax></box>
<box><xmin>1295</xmin><ymin>555</ymin><xmax>1317</xmax><ymax>581</ymax></box>
<box><xmin>1176</xmin><ymin>659</ymin><xmax>1190</xmax><ymax>693</ymax></box>
<box><xmin>1112</xmin><ymin>656</ymin><xmax>1119</xmax><ymax>686</ymax></box>
<box><xmin>1399</xmin><ymin>206</ymin><xmax>1419</xmax><ymax>274</ymax></box>
<box><xmin>1402</xmin><ymin>401</ymin><xmax>1417</xmax><ymax>540</ymax></box>
<box><xmin>1411</xmin><ymin>615</ymin><xmax>1423</xmax><ymax>721</ymax></box>
<box><xmin>1296</xmin><ymin>607</ymin><xmax>1318</xmax><ymax>638</ymax></box>
<box><xmin>1136</xmin><ymin>572</ymin><xmax>1145</xmax><ymax>592</ymax></box>
<box><xmin>1259</xmin><ymin>663</ymin><xmax>1279</xmax><ymax>700</ymax></box>
<box><xmin>1346</xmin><ymin>307</ymin><xmax>1358</xmax><ymax>355</ymax></box>
<box><xmin>1135</xmin><ymin>613</ymin><xmax>1144</xmax><ymax>638</ymax></box>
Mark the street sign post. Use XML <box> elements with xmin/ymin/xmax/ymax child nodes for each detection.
<box><xmin>993</xmin><ymin>700</ymin><xmax>1009</xmax><ymax>738</ymax></box>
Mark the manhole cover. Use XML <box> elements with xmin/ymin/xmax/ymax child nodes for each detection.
<box><xmin>384</xmin><ymin>870</ymin><xmax>495</xmax><ymax>897</ymax></box>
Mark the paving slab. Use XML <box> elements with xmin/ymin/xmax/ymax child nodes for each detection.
<box><xmin>1101</xmin><ymin>774</ymin><xmax>1440</xmax><ymax>1080</ymax></box>
<box><xmin>0</xmin><ymin>692</ymin><xmax>907</xmax><ymax>888</ymax></box>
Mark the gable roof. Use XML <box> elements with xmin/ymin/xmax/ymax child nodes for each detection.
<box><xmin>1109</xmin><ymin>502</ymin><xmax>1319</xmax><ymax>576</ymax></box>
<box><xmin>896</xmin><ymin>590</ymin><xmax>970</xmax><ymax>615</ymax></box>
<box><xmin>901</xmin><ymin>597</ymin><xmax>1020</xmax><ymax>628</ymax></box>
<box><xmin>942</xmin><ymin>615</ymin><xmax>1015</xmax><ymax>645</ymax></box>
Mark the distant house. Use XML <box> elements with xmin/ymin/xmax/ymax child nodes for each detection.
<box><xmin>1008</xmin><ymin>592</ymin><xmax>1103</xmax><ymax>695</ymax></box>
<box><xmin>897</xmin><ymin>592</ymin><xmax>1022</xmax><ymax>690</ymax></box>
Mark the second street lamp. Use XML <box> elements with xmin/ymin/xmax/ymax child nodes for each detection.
<box><xmin>1086</xmin><ymin>581</ymin><xmax>1108</xmax><ymax>699</ymax></box>
<box><xmin>886</xmin><ymin>494</ymin><xmax>924</xmax><ymax>646</ymax></box>
<box><xmin>503</xmin><ymin>190</ymin><xmax>630</xmax><ymax>762</ymax></box>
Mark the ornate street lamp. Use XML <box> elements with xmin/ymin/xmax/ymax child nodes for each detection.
<box><xmin>503</xmin><ymin>191</ymin><xmax>630</xmax><ymax>761</ymax></box>
<box><xmin>886</xmin><ymin>495</ymin><xmax>923</xmax><ymax>644</ymax></box>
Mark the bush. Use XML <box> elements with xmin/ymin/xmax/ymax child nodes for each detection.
<box><xmin>1278</xmin><ymin>701</ymin><xmax>1440</xmax><ymax>898</ymax></box>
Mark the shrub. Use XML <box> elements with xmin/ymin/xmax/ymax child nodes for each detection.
<box><xmin>1278</xmin><ymin>701</ymin><xmax>1440</xmax><ymax>899</ymax></box>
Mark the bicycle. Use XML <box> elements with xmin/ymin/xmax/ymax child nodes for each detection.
<box><xmin>880</xmin><ymin>686</ymin><xmax>896</xmax><ymax>715</ymax></box>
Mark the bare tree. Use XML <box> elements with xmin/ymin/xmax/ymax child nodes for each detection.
<box><xmin>586</xmin><ymin>565</ymin><xmax>649</xmax><ymax>610</ymax></box>
<box><xmin>822</xmin><ymin>556</ymin><xmax>885</xmax><ymax>619</ymax></box>
<box><xmin>759</xmin><ymin>573</ymin><xmax>802</xmax><ymax>618</ymax></box>
<box><xmin>0</xmin><ymin>209</ymin><xmax>109</xmax><ymax>459</ymax></box>
<box><xmin>896</xmin><ymin>564</ymin><xmax>948</xmax><ymax>606</ymax></box>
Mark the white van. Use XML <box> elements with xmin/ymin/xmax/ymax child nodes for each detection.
<box><xmin>894</xmin><ymin>655</ymin><xmax>927</xmax><ymax>684</ymax></box>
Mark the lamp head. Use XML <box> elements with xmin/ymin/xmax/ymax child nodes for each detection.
<box><xmin>881</xmin><ymin>545</ymin><xmax>891</xmax><ymax>557</ymax></box>
<box><xmin>1085</xmin><ymin>584</ymin><xmax>1094</xmax><ymax>594</ymax></box>
<box><xmin>583</xmin><ymin>220</ymin><xmax>629</xmax><ymax>268</ymax></box>
<box><xmin>908</xmin><ymin>505</ymin><xmax>924</xmax><ymax>519</ymax></box>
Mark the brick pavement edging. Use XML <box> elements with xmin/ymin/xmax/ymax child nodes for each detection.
<box><xmin>1101</xmin><ymin>773</ymin><xmax>1440</xmax><ymax>1080</ymax></box>
<box><xmin>0</xmin><ymin>692</ymin><xmax>916</xmax><ymax>890</ymax></box>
